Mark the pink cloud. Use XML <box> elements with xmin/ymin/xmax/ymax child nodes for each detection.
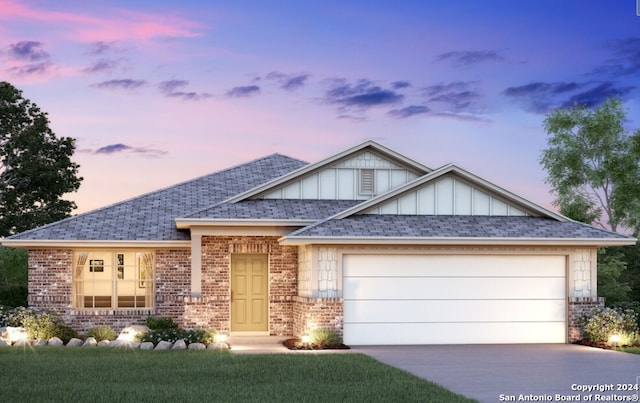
<box><xmin>0</xmin><ymin>0</ymin><xmax>202</xmax><ymax>42</ymax></box>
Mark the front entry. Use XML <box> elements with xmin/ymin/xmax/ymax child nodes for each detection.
<box><xmin>231</xmin><ymin>254</ymin><xmax>269</xmax><ymax>332</ymax></box>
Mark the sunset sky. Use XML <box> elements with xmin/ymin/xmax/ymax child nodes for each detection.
<box><xmin>1</xmin><ymin>0</ymin><xmax>639</xmax><ymax>214</ymax></box>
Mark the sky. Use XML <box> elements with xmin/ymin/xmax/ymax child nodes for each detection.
<box><xmin>1</xmin><ymin>0</ymin><xmax>639</xmax><ymax>214</ymax></box>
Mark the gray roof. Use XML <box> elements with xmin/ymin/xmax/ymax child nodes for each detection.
<box><xmin>7</xmin><ymin>154</ymin><xmax>307</xmax><ymax>241</ymax></box>
<box><xmin>186</xmin><ymin>199</ymin><xmax>362</xmax><ymax>220</ymax></box>
<box><xmin>286</xmin><ymin>215</ymin><xmax>631</xmax><ymax>240</ymax></box>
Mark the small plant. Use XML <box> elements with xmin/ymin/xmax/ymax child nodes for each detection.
<box><xmin>309</xmin><ymin>327</ymin><xmax>343</xmax><ymax>347</ymax></box>
<box><xmin>144</xmin><ymin>316</ymin><xmax>180</xmax><ymax>331</ymax></box>
<box><xmin>137</xmin><ymin>327</ymin><xmax>217</xmax><ymax>345</ymax></box>
<box><xmin>580</xmin><ymin>306</ymin><xmax>638</xmax><ymax>344</ymax></box>
<box><xmin>14</xmin><ymin>307</ymin><xmax>60</xmax><ymax>340</ymax></box>
<box><xmin>86</xmin><ymin>325</ymin><xmax>117</xmax><ymax>341</ymax></box>
<box><xmin>53</xmin><ymin>324</ymin><xmax>79</xmax><ymax>344</ymax></box>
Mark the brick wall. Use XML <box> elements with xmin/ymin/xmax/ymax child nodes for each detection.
<box><xmin>195</xmin><ymin>235</ymin><xmax>298</xmax><ymax>335</ymax></box>
<box><xmin>567</xmin><ymin>297</ymin><xmax>605</xmax><ymax>342</ymax></box>
<box><xmin>292</xmin><ymin>296</ymin><xmax>343</xmax><ymax>337</ymax></box>
<box><xmin>27</xmin><ymin>249</ymin><xmax>73</xmax><ymax>317</ymax></box>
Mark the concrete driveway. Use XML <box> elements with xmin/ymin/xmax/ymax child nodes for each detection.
<box><xmin>355</xmin><ymin>344</ymin><xmax>640</xmax><ymax>403</ymax></box>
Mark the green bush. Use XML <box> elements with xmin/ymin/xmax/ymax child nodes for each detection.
<box><xmin>580</xmin><ymin>306</ymin><xmax>639</xmax><ymax>343</ymax></box>
<box><xmin>309</xmin><ymin>327</ymin><xmax>343</xmax><ymax>347</ymax></box>
<box><xmin>0</xmin><ymin>306</ymin><xmax>77</xmax><ymax>342</ymax></box>
<box><xmin>137</xmin><ymin>327</ymin><xmax>217</xmax><ymax>345</ymax></box>
<box><xmin>86</xmin><ymin>325</ymin><xmax>117</xmax><ymax>341</ymax></box>
<box><xmin>53</xmin><ymin>324</ymin><xmax>79</xmax><ymax>344</ymax></box>
<box><xmin>144</xmin><ymin>316</ymin><xmax>179</xmax><ymax>331</ymax></box>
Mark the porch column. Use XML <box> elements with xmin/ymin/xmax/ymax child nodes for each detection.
<box><xmin>191</xmin><ymin>232</ymin><xmax>202</xmax><ymax>298</ymax></box>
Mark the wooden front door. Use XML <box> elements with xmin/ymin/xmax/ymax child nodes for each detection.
<box><xmin>231</xmin><ymin>254</ymin><xmax>269</xmax><ymax>332</ymax></box>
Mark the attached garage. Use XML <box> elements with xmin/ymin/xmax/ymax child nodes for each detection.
<box><xmin>343</xmin><ymin>254</ymin><xmax>567</xmax><ymax>345</ymax></box>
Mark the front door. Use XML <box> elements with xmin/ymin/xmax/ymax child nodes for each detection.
<box><xmin>231</xmin><ymin>254</ymin><xmax>268</xmax><ymax>332</ymax></box>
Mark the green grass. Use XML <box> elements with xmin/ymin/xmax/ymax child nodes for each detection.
<box><xmin>0</xmin><ymin>347</ymin><xmax>475</xmax><ymax>402</ymax></box>
<box><xmin>615</xmin><ymin>346</ymin><xmax>640</xmax><ymax>354</ymax></box>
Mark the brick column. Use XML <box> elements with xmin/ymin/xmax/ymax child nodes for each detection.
<box><xmin>567</xmin><ymin>297</ymin><xmax>605</xmax><ymax>342</ymax></box>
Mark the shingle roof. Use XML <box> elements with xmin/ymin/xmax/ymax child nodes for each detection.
<box><xmin>186</xmin><ymin>199</ymin><xmax>362</xmax><ymax>220</ymax></box>
<box><xmin>286</xmin><ymin>215</ymin><xmax>631</xmax><ymax>240</ymax></box>
<box><xmin>6</xmin><ymin>154</ymin><xmax>307</xmax><ymax>241</ymax></box>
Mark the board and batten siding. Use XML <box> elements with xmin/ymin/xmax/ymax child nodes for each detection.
<box><xmin>363</xmin><ymin>175</ymin><xmax>529</xmax><ymax>216</ymax></box>
<box><xmin>262</xmin><ymin>151</ymin><xmax>420</xmax><ymax>200</ymax></box>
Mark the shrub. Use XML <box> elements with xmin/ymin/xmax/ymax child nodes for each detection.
<box><xmin>309</xmin><ymin>327</ymin><xmax>343</xmax><ymax>347</ymax></box>
<box><xmin>144</xmin><ymin>316</ymin><xmax>179</xmax><ymax>331</ymax></box>
<box><xmin>14</xmin><ymin>307</ymin><xmax>60</xmax><ymax>340</ymax></box>
<box><xmin>137</xmin><ymin>327</ymin><xmax>217</xmax><ymax>345</ymax></box>
<box><xmin>580</xmin><ymin>306</ymin><xmax>639</xmax><ymax>344</ymax></box>
<box><xmin>86</xmin><ymin>325</ymin><xmax>117</xmax><ymax>341</ymax></box>
<box><xmin>0</xmin><ymin>306</ymin><xmax>77</xmax><ymax>342</ymax></box>
<box><xmin>53</xmin><ymin>324</ymin><xmax>79</xmax><ymax>344</ymax></box>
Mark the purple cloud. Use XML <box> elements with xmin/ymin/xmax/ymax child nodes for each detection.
<box><xmin>159</xmin><ymin>80</ymin><xmax>211</xmax><ymax>100</ymax></box>
<box><xmin>504</xmin><ymin>80</ymin><xmax>633</xmax><ymax>113</ymax></box>
<box><xmin>83</xmin><ymin>59</ymin><xmax>119</xmax><ymax>74</ymax></box>
<box><xmin>7</xmin><ymin>62</ymin><xmax>50</xmax><ymax>76</ymax></box>
<box><xmin>325</xmin><ymin>79</ymin><xmax>404</xmax><ymax>109</ymax></box>
<box><xmin>435</xmin><ymin>50</ymin><xmax>504</xmax><ymax>66</ymax></box>
<box><xmin>92</xmin><ymin>79</ymin><xmax>146</xmax><ymax>90</ymax></box>
<box><xmin>424</xmin><ymin>81</ymin><xmax>480</xmax><ymax>111</ymax></box>
<box><xmin>93</xmin><ymin>143</ymin><xmax>167</xmax><ymax>158</ymax></box>
<box><xmin>266</xmin><ymin>72</ymin><xmax>310</xmax><ymax>91</ymax></box>
<box><xmin>388</xmin><ymin>105</ymin><xmax>430</xmax><ymax>118</ymax></box>
<box><xmin>226</xmin><ymin>85</ymin><xmax>261</xmax><ymax>98</ymax></box>
<box><xmin>8</xmin><ymin>41</ymin><xmax>49</xmax><ymax>61</ymax></box>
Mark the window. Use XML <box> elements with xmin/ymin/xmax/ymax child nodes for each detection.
<box><xmin>74</xmin><ymin>251</ymin><xmax>154</xmax><ymax>309</ymax></box>
<box><xmin>359</xmin><ymin>169</ymin><xmax>375</xmax><ymax>195</ymax></box>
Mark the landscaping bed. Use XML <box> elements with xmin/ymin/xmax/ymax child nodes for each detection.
<box><xmin>282</xmin><ymin>338</ymin><xmax>350</xmax><ymax>350</ymax></box>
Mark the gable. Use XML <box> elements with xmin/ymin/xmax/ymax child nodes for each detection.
<box><xmin>361</xmin><ymin>173</ymin><xmax>530</xmax><ymax>216</ymax></box>
<box><xmin>261</xmin><ymin>150</ymin><xmax>421</xmax><ymax>200</ymax></box>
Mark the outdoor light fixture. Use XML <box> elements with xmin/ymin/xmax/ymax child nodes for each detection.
<box><xmin>214</xmin><ymin>334</ymin><xmax>227</xmax><ymax>343</ymax></box>
<box><xmin>610</xmin><ymin>333</ymin><xmax>621</xmax><ymax>346</ymax></box>
<box><xmin>301</xmin><ymin>334</ymin><xmax>311</xmax><ymax>344</ymax></box>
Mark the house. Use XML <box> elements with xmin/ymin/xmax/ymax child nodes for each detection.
<box><xmin>3</xmin><ymin>140</ymin><xmax>635</xmax><ymax>345</ymax></box>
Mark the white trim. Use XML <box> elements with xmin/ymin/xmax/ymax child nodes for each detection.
<box><xmin>279</xmin><ymin>236</ymin><xmax>636</xmax><ymax>247</ymax></box>
<box><xmin>224</xmin><ymin>140</ymin><xmax>431</xmax><ymax>203</ymax></box>
<box><xmin>175</xmin><ymin>218</ymin><xmax>313</xmax><ymax>229</ymax></box>
<box><xmin>330</xmin><ymin>163</ymin><xmax>569</xmax><ymax>221</ymax></box>
<box><xmin>1</xmin><ymin>240</ymin><xmax>191</xmax><ymax>249</ymax></box>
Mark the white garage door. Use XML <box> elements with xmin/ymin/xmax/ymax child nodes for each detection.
<box><xmin>343</xmin><ymin>254</ymin><xmax>566</xmax><ymax>345</ymax></box>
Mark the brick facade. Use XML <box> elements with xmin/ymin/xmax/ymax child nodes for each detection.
<box><xmin>292</xmin><ymin>296</ymin><xmax>343</xmax><ymax>337</ymax></box>
<box><xmin>567</xmin><ymin>297</ymin><xmax>605</xmax><ymax>342</ymax></box>
<box><xmin>26</xmin><ymin>243</ymin><xmax>603</xmax><ymax>341</ymax></box>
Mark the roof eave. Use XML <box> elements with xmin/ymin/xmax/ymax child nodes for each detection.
<box><xmin>1</xmin><ymin>240</ymin><xmax>191</xmax><ymax>249</ymax></box>
<box><xmin>279</xmin><ymin>236</ymin><xmax>637</xmax><ymax>247</ymax></box>
<box><xmin>175</xmin><ymin>218</ymin><xmax>316</xmax><ymax>229</ymax></box>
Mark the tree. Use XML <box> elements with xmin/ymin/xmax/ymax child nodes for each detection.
<box><xmin>0</xmin><ymin>246</ymin><xmax>28</xmax><ymax>307</ymax></box>
<box><xmin>0</xmin><ymin>81</ymin><xmax>83</xmax><ymax>237</ymax></box>
<box><xmin>540</xmin><ymin>97</ymin><xmax>640</xmax><ymax>233</ymax></box>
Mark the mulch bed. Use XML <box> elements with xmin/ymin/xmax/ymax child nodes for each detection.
<box><xmin>282</xmin><ymin>338</ymin><xmax>350</xmax><ymax>350</ymax></box>
<box><xmin>573</xmin><ymin>339</ymin><xmax>612</xmax><ymax>349</ymax></box>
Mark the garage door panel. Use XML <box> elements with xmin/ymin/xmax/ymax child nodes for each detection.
<box><xmin>343</xmin><ymin>255</ymin><xmax>565</xmax><ymax>278</ymax></box>
<box><xmin>344</xmin><ymin>299</ymin><xmax>567</xmax><ymax>323</ymax></box>
<box><xmin>344</xmin><ymin>322</ymin><xmax>567</xmax><ymax>345</ymax></box>
<box><xmin>342</xmin><ymin>254</ymin><xmax>567</xmax><ymax>345</ymax></box>
<box><xmin>344</xmin><ymin>277</ymin><xmax>565</xmax><ymax>300</ymax></box>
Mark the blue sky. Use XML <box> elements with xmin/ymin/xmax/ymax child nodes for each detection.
<box><xmin>1</xmin><ymin>0</ymin><xmax>639</xmax><ymax>213</ymax></box>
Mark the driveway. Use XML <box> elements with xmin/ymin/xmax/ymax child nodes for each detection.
<box><xmin>355</xmin><ymin>344</ymin><xmax>640</xmax><ymax>403</ymax></box>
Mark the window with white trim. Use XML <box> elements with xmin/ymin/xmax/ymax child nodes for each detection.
<box><xmin>74</xmin><ymin>251</ymin><xmax>154</xmax><ymax>309</ymax></box>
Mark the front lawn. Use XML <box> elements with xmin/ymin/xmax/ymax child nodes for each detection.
<box><xmin>0</xmin><ymin>348</ymin><xmax>475</xmax><ymax>402</ymax></box>
<box><xmin>615</xmin><ymin>346</ymin><xmax>640</xmax><ymax>355</ymax></box>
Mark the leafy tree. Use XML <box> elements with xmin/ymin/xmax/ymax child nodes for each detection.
<box><xmin>596</xmin><ymin>248</ymin><xmax>631</xmax><ymax>306</ymax></box>
<box><xmin>541</xmin><ymin>97</ymin><xmax>640</xmax><ymax>233</ymax></box>
<box><xmin>0</xmin><ymin>246</ymin><xmax>28</xmax><ymax>307</ymax></box>
<box><xmin>0</xmin><ymin>81</ymin><xmax>83</xmax><ymax>237</ymax></box>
